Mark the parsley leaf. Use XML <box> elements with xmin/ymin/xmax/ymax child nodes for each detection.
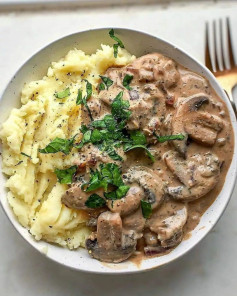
<box><xmin>99</xmin><ymin>75</ymin><xmax>113</xmax><ymax>90</ymax></box>
<box><xmin>104</xmin><ymin>185</ymin><xmax>130</xmax><ymax>200</ymax></box>
<box><xmin>109</xmin><ymin>29</ymin><xmax>125</xmax><ymax>48</ymax></box>
<box><xmin>123</xmin><ymin>130</ymin><xmax>154</xmax><ymax>162</ymax></box>
<box><xmin>99</xmin><ymin>83</ymin><xmax>105</xmax><ymax>91</ymax></box>
<box><xmin>103</xmin><ymin>144</ymin><xmax>123</xmax><ymax>161</ymax></box>
<box><xmin>103</xmin><ymin>191</ymin><xmax>117</xmax><ymax>200</ymax></box>
<box><xmin>154</xmin><ymin>133</ymin><xmax>185</xmax><ymax>143</ymax></box>
<box><xmin>113</xmin><ymin>44</ymin><xmax>119</xmax><ymax>58</ymax></box>
<box><xmin>76</xmin><ymin>89</ymin><xmax>83</xmax><ymax>105</ymax></box>
<box><xmin>21</xmin><ymin>152</ymin><xmax>31</xmax><ymax>159</ymax></box>
<box><xmin>85</xmin><ymin>79</ymin><xmax>93</xmax><ymax>98</ymax></box>
<box><xmin>141</xmin><ymin>200</ymin><xmax>152</xmax><ymax>219</ymax></box>
<box><xmin>55</xmin><ymin>88</ymin><xmax>70</xmax><ymax>99</ymax></box>
<box><xmin>85</xmin><ymin>194</ymin><xmax>106</xmax><ymax>208</ymax></box>
<box><xmin>100</xmin><ymin>163</ymin><xmax>124</xmax><ymax>187</ymax></box>
<box><xmin>109</xmin><ymin>29</ymin><xmax>125</xmax><ymax>58</ymax></box>
<box><xmin>116</xmin><ymin>185</ymin><xmax>130</xmax><ymax>198</ymax></box>
<box><xmin>55</xmin><ymin>165</ymin><xmax>77</xmax><ymax>184</ymax></box>
<box><xmin>82</xmin><ymin>163</ymin><xmax>128</xmax><ymax>198</ymax></box>
<box><xmin>75</xmin><ymin>93</ymin><xmax>132</xmax><ymax>161</ymax></box>
<box><xmin>90</xmin><ymin>118</ymin><xmax>107</xmax><ymax>129</ymax></box>
<box><xmin>81</xmin><ymin>169</ymin><xmax>105</xmax><ymax>192</ymax></box>
<box><xmin>129</xmin><ymin>130</ymin><xmax>146</xmax><ymax>145</ymax></box>
<box><xmin>76</xmin><ymin>80</ymin><xmax>93</xmax><ymax>121</ymax></box>
<box><xmin>111</xmin><ymin>91</ymin><xmax>131</xmax><ymax>122</ymax></box>
<box><xmin>123</xmin><ymin>74</ymin><xmax>133</xmax><ymax>90</ymax></box>
<box><xmin>124</xmin><ymin>144</ymin><xmax>154</xmax><ymax>162</ymax></box>
<box><xmin>74</xmin><ymin>126</ymin><xmax>92</xmax><ymax>149</ymax></box>
<box><xmin>91</xmin><ymin>129</ymin><xmax>103</xmax><ymax>143</ymax></box>
<box><xmin>39</xmin><ymin>135</ymin><xmax>77</xmax><ymax>155</ymax></box>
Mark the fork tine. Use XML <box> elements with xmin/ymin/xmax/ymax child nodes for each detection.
<box><xmin>219</xmin><ymin>19</ymin><xmax>226</xmax><ymax>70</ymax></box>
<box><xmin>205</xmin><ymin>22</ymin><xmax>213</xmax><ymax>71</ymax></box>
<box><xmin>227</xmin><ymin>17</ymin><xmax>236</xmax><ymax>68</ymax></box>
<box><xmin>213</xmin><ymin>20</ymin><xmax>220</xmax><ymax>72</ymax></box>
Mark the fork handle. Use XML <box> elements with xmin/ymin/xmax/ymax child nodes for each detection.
<box><xmin>224</xmin><ymin>87</ymin><xmax>237</xmax><ymax>117</ymax></box>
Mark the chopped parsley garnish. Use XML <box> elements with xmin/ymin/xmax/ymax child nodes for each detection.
<box><xmin>74</xmin><ymin>125</ymin><xmax>92</xmax><ymax>149</ymax></box>
<box><xmin>85</xmin><ymin>194</ymin><xmax>106</xmax><ymax>208</ymax></box>
<box><xmin>55</xmin><ymin>88</ymin><xmax>70</xmax><ymax>99</ymax></box>
<box><xmin>75</xmin><ymin>92</ymin><xmax>154</xmax><ymax>162</ymax></box>
<box><xmin>76</xmin><ymin>80</ymin><xmax>93</xmax><ymax>121</ymax></box>
<box><xmin>99</xmin><ymin>83</ymin><xmax>105</xmax><ymax>91</ymax></box>
<box><xmin>122</xmin><ymin>74</ymin><xmax>133</xmax><ymax>90</ymax></box>
<box><xmin>20</xmin><ymin>152</ymin><xmax>31</xmax><ymax>159</ymax></box>
<box><xmin>82</xmin><ymin>163</ymin><xmax>124</xmax><ymax>192</ymax></box>
<box><xmin>82</xmin><ymin>163</ymin><xmax>129</xmax><ymax>201</ymax></box>
<box><xmin>75</xmin><ymin>92</ymin><xmax>131</xmax><ymax>161</ymax></box>
<box><xmin>128</xmin><ymin>130</ymin><xmax>147</xmax><ymax>145</ymax></box>
<box><xmin>102</xmin><ymin>143</ymin><xmax>123</xmax><ymax>161</ymax></box>
<box><xmin>111</xmin><ymin>91</ymin><xmax>131</xmax><ymax>122</ymax></box>
<box><xmin>141</xmin><ymin>200</ymin><xmax>152</xmax><ymax>219</ymax></box>
<box><xmin>154</xmin><ymin>133</ymin><xmax>185</xmax><ymax>143</ymax></box>
<box><xmin>104</xmin><ymin>185</ymin><xmax>130</xmax><ymax>200</ymax></box>
<box><xmin>75</xmin><ymin>117</ymin><xmax>124</xmax><ymax>161</ymax></box>
<box><xmin>39</xmin><ymin>135</ymin><xmax>77</xmax><ymax>155</ymax></box>
<box><xmin>124</xmin><ymin>144</ymin><xmax>154</xmax><ymax>162</ymax></box>
<box><xmin>99</xmin><ymin>75</ymin><xmax>113</xmax><ymax>90</ymax></box>
<box><xmin>109</xmin><ymin>29</ymin><xmax>125</xmax><ymax>58</ymax></box>
<box><xmin>123</xmin><ymin>130</ymin><xmax>155</xmax><ymax>162</ymax></box>
<box><xmin>55</xmin><ymin>165</ymin><xmax>77</xmax><ymax>184</ymax></box>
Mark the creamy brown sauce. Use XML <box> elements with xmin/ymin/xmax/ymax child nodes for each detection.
<box><xmin>61</xmin><ymin>53</ymin><xmax>234</xmax><ymax>263</ymax></box>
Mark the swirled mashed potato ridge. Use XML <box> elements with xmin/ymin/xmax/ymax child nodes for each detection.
<box><xmin>0</xmin><ymin>45</ymin><xmax>135</xmax><ymax>249</ymax></box>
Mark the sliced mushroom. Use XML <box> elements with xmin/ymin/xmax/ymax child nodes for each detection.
<box><xmin>171</xmin><ymin>94</ymin><xmax>224</xmax><ymax>155</ymax></box>
<box><xmin>86</xmin><ymin>212</ymin><xmax>137</xmax><ymax>263</ymax></box>
<box><xmin>61</xmin><ymin>183</ymin><xmax>104</xmax><ymax>210</ymax></box>
<box><xmin>61</xmin><ymin>181</ymin><xmax>87</xmax><ymax>210</ymax></box>
<box><xmin>124</xmin><ymin>166</ymin><xmax>164</xmax><ymax>210</ymax></box>
<box><xmin>164</xmin><ymin>150</ymin><xmax>221</xmax><ymax>201</ymax></box>
<box><xmin>107</xmin><ymin>184</ymin><xmax>144</xmax><ymax>216</ymax></box>
<box><xmin>122</xmin><ymin>207</ymin><xmax>146</xmax><ymax>237</ymax></box>
<box><xmin>146</xmin><ymin>200</ymin><xmax>188</xmax><ymax>248</ymax></box>
<box><xmin>143</xmin><ymin>229</ymin><xmax>158</xmax><ymax>246</ymax></box>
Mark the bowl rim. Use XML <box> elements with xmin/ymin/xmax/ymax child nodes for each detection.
<box><xmin>0</xmin><ymin>27</ymin><xmax>237</xmax><ymax>274</ymax></box>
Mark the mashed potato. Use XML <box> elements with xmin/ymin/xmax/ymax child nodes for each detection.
<box><xmin>0</xmin><ymin>45</ymin><xmax>135</xmax><ymax>249</ymax></box>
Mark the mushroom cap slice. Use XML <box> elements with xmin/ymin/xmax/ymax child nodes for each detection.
<box><xmin>86</xmin><ymin>212</ymin><xmax>137</xmax><ymax>263</ymax></box>
<box><xmin>164</xmin><ymin>151</ymin><xmax>221</xmax><ymax>201</ymax></box>
<box><xmin>146</xmin><ymin>200</ymin><xmax>188</xmax><ymax>248</ymax></box>
<box><xmin>124</xmin><ymin>166</ymin><xmax>165</xmax><ymax>210</ymax></box>
<box><xmin>123</xmin><ymin>207</ymin><xmax>146</xmax><ymax>237</ymax></box>
<box><xmin>107</xmin><ymin>184</ymin><xmax>144</xmax><ymax>216</ymax></box>
<box><xmin>171</xmin><ymin>93</ymin><xmax>224</xmax><ymax>155</ymax></box>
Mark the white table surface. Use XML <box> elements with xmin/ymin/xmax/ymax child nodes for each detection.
<box><xmin>1</xmin><ymin>1</ymin><xmax>237</xmax><ymax>295</ymax></box>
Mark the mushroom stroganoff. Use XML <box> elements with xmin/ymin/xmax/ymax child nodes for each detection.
<box><xmin>62</xmin><ymin>51</ymin><xmax>234</xmax><ymax>263</ymax></box>
<box><xmin>0</xmin><ymin>30</ymin><xmax>234</xmax><ymax>264</ymax></box>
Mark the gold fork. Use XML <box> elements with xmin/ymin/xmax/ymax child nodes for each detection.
<box><xmin>205</xmin><ymin>17</ymin><xmax>237</xmax><ymax>115</ymax></box>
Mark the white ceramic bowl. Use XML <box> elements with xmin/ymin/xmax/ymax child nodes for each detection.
<box><xmin>0</xmin><ymin>28</ymin><xmax>236</xmax><ymax>274</ymax></box>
